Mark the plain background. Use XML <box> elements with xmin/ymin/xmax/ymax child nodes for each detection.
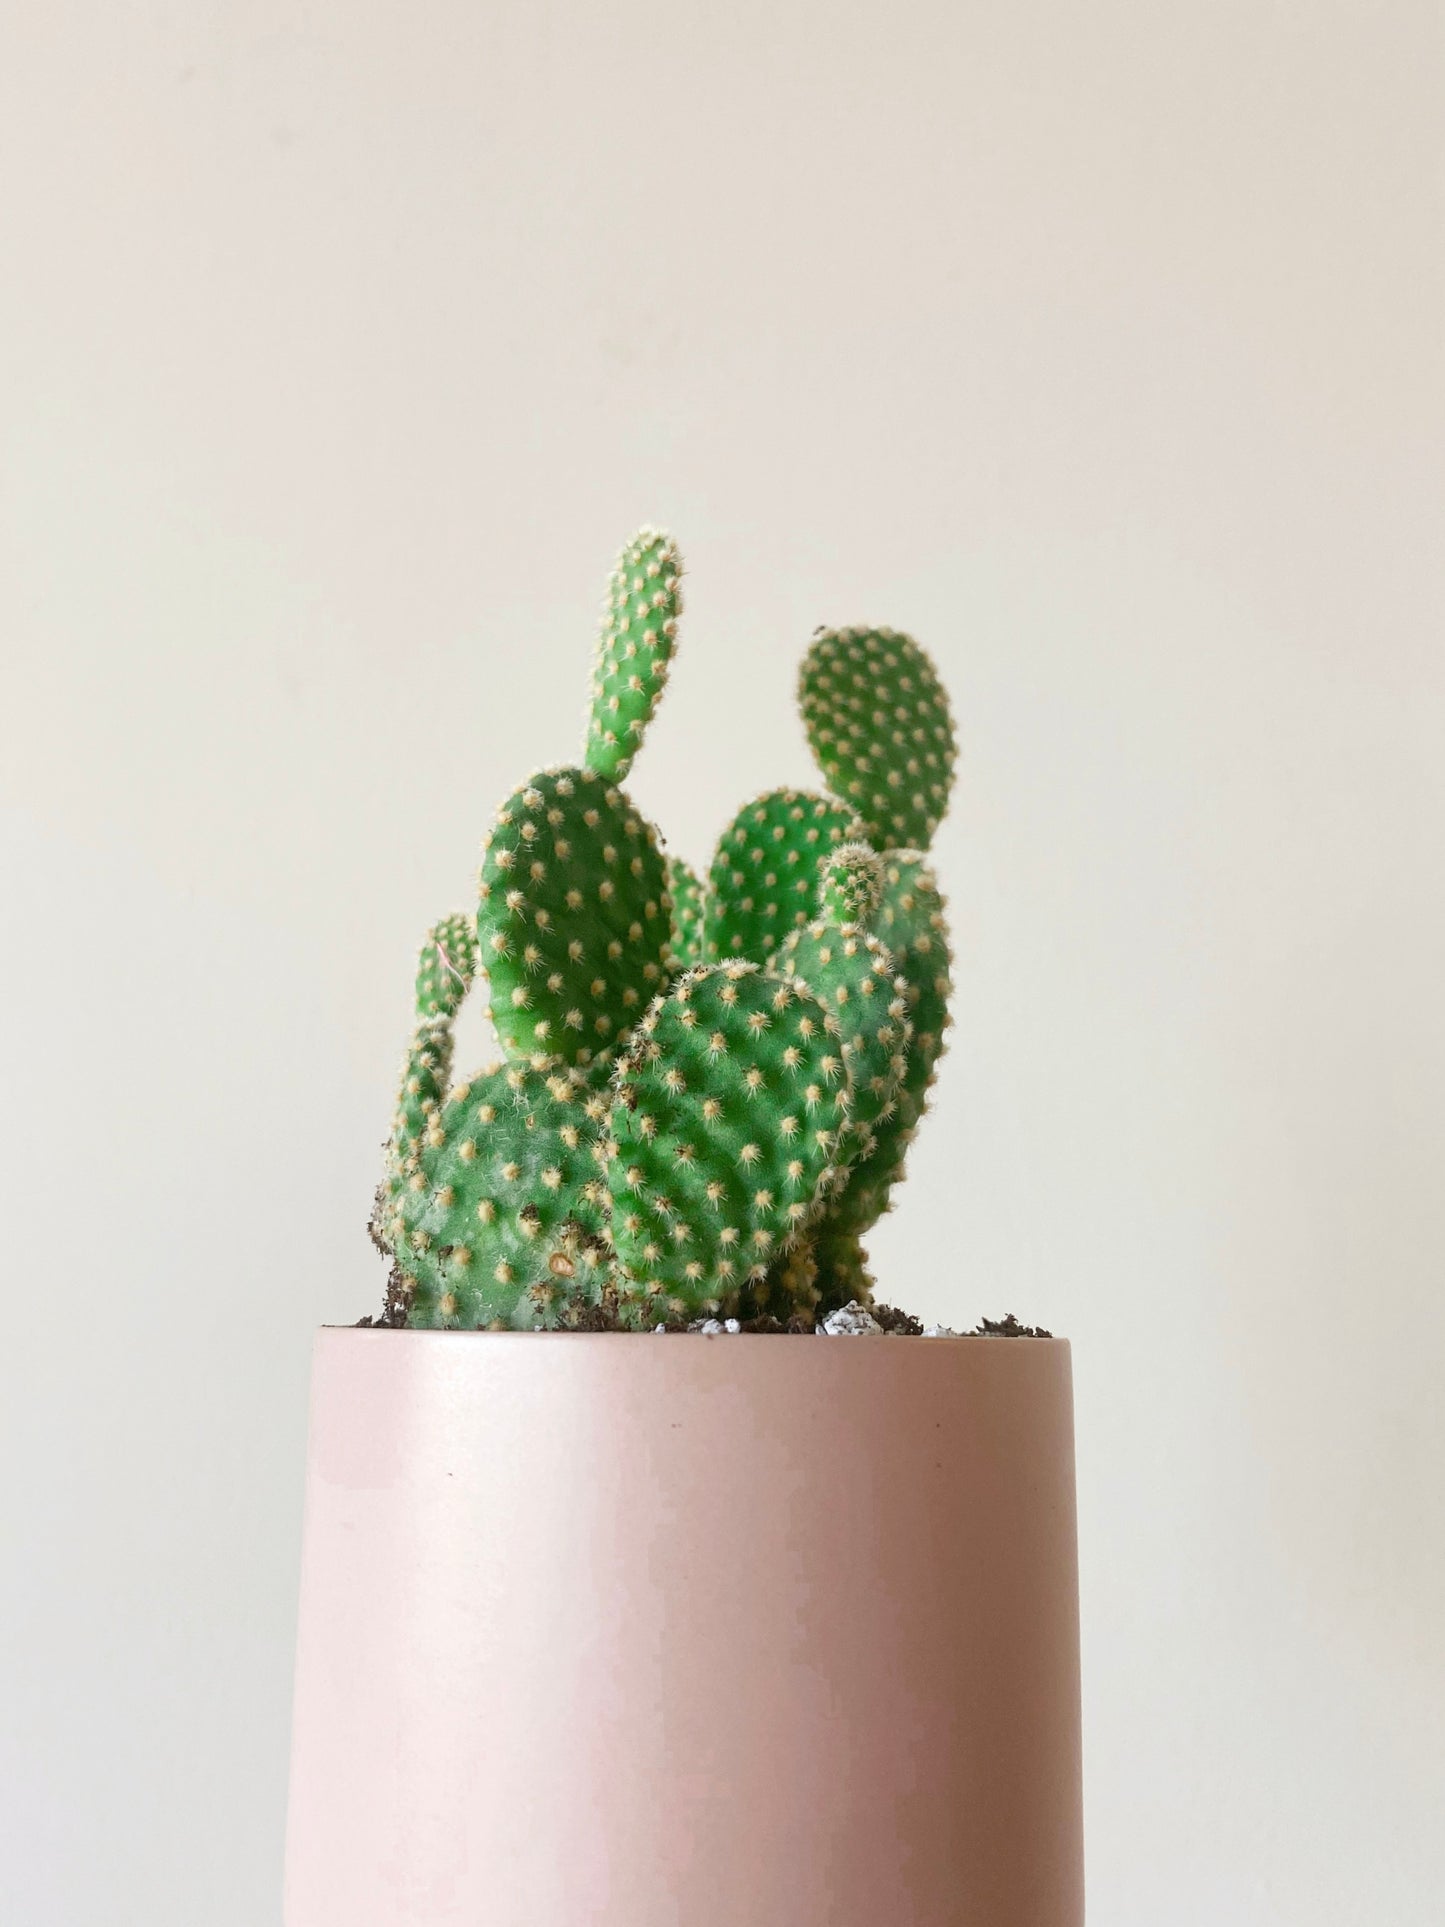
<box><xmin>2</xmin><ymin>3</ymin><xmax>1442</xmax><ymax>1922</ymax></box>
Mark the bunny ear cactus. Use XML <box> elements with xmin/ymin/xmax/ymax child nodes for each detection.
<box><xmin>666</xmin><ymin>854</ymin><xmax>705</xmax><ymax>968</ymax></box>
<box><xmin>605</xmin><ymin>962</ymin><xmax>851</xmax><ymax>1319</ymax></box>
<box><xmin>799</xmin><ymin>852</ymin><xmax>954</xmax><ymax>1304</ymax></box>
<box><xmin>762</xmin><ymin>845</ymin><xmax>913</xmax><ymax>1309</ymax></box>
<box><xmin>386</xmin><ymin>913</ymin><xmax>480</xmax><ymax>1182</ymax></box>
<box><xmin>415</xmin><ymin>911</ymin><xmax>479</xmax><ymax>1020</ymax></box>
<box><xmin>476</xmin><ymin>766</ymin><xmax>671</xmax><ymax>1068</ymax></box>
<box><xmin>374</xmin><ymin>528</ymin><xmax>959</xmax><ymax>1332</ymax></box>
<box><xmin>799</xmin><ymin>626</ymin><xmax>957</xmax><ymax>851</ymax></box>
<box><xmin>585</xmin><ymin>528</ymin><xmax>683</xmax><ymax>780</ymax></box>
<box><xmin>817</xmin><ymin>841</ymin><xmax>887</xmax><ymax>926</ymax></box>
<box><xmin>388</xmin><ymin>1058</ymin><xmax>615</xmax><ymax>1330</ymax></box>
<box><xmin>702</xmin><ymin>786</ymin><xmax>867</xmax><ymax>963</ymax></box>
<box><xmin>773</xmin><ymin>845</ymin><xmax>912</xmax><ymax>1166</ymax></box>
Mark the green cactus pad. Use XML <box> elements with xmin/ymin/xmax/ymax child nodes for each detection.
<box><xmin>798</xmin><ymin>627</ymin><xmax>957</xmax><ymax>851</ymax></box>
<box><xmin>477</xmin><ymin>765</ymin><xmax>671</xmax><ymax>1066</ymax></box>
<box><xmin>765</xmin><ymin>919</ymin><xmax>907</xmax><ymax>1320</ymax></box>
<box><xmin>775</xmin><ymin>921</ymin><xmax>909</xmax><ymax>1151</ymax></box>
<box><xmin>873</xmin><ymin>852</ymin><xmax>952</xmax><ymax>1084</ymax></box>
<box><xmin>584</xmin><ymin>528</ymin><xmax>684</xmax><ymax>780</ymax></box>
<box><xmin>605</xmin><ymin>962</ymin><xmax>851</xmax><ymax>1314</ymax></box>
<box><xmin>389</xmin><ymin>1014</ymin><xmax>457</xmax><ymax>1177</ymax></box>
<box><xmin>389</xmin><ymin>914</ymin><xmax>481</xmax><ymax>1168</ymax></box>
<box><xmin>818</xmin><ymin>841</ymin><xmax>885</xmax><ymax>928</ymax></box>
<box><xmin>388</xmin><ymin>1058</ymin><xmax>615</xmax><ymax>1329</ymax></box>
<box><xmin>770</xmin><ymin>846</ymin><xmax>911</xmax><ymax>1317</ymax></box>
<box><xmin>702</xmin><ymin>787</ymin><xmax>868</xmax><ymax>964</ymax></box>
<box><xmin>810</xmin><ymin>852</ymin><xmax>952</xmax><ymax>1268</ymax></box>
<box><xmin>666</xmin><ymin>854</ymin><xmax>705</xmax><ymax>968</ymax></box>
<box><xmin>414</xmin><ymin>911</ymin><xmax>479</xmax><ymax>1018</ymax></box>
<box><xmin>799</xmin><ymin>1228</ymin><xmax>875</xmax><ymax>1313</ymax></box>
<box><xmin>766</xmin><ymin>1238</ymin><xmax>822</xmax><ymax>1319</ymax></box>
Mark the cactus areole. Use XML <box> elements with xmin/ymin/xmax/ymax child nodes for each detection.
<box><xmin>373</xmin><ymin>528</ymin><xmax>960</xmax><ymax>1330</ymax></box>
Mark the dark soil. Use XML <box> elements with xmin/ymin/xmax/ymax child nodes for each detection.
<box><xmin>355</xmin><ymin>1266</ymin><xmax>410</xmax><ymax>1328</ymax></box>
<box><xmin>365</xmin><ymin>1184</ymin><xmax>391</xmax><ymax>1258</ymax></box>
<box><xmin>969</xmin><ymin>1312</ymin><xmax>1053</xmax><ymax>1338</ymax></box>
<box><xmin>357</xmin><ymin>1291</ymin><xmax>1052</xmax><ymax>1337</ymax></box>
<box><xmin>871</xmin><ymin>1303</ymin><xmax>925</xmax><ymax>1335</ymax></box>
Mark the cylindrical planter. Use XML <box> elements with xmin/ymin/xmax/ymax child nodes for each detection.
<box><xmin>284</xmin><ymin>1328</ymin><xmax>1082</xmax><ymax>1925</ymax></box>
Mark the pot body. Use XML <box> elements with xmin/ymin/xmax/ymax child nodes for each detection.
<box><xmin>284</xmin><ymin>1329</ymin><xmax>1082</xmax><ymax>1926</ymax></box>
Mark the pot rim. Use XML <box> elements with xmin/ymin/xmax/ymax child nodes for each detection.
<box><xmin>318</xmin><ymin>1324</ymin><xmax>1070</xmax><ymax>1346</ymax></box>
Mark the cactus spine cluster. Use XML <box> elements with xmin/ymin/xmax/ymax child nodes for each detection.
<box><xmin>376</xmin><ymin>529</ymin><xmax>958</xmax><ymax>1328</ymax></box>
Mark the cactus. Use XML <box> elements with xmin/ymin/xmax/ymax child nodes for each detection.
<box><xmin>759</xmin><ymin>846</ymin><xmax>912</xmax><ymax>1311</ymax></box>
<box><xmin>606</xmin><ymin>962</ymin><xmax>851</xmax><ymax>1317</ymax></box>
<box><xmin>874</xmin><ymin>853</ymin><xmax>953</xmax><ymax>1099</ymax></box>
<box><xmin>476</xmin><ymin>766</ymin><xmax>671</xmax><ymax>1068</ymax></box>
<box><xmin>415</xmin><ymin>911</ymin><xmax>479</xmax><ymax>1020</ymax></box>
<box><xmin>387</xmin><ymin>1057</ymin><xmax>615</xmax><ymax>1329</ymax></box>
<box><xmin>817</xmin><ymin>842</ymin><xmax>887</xmax><ymax>927</ymax></box>
<box><xmin>801</xmin><ymin>852</ymin><xmax>954</xmax><ymax>1301</ymax></box>
<box><xmin>798</xmin><ymin>626</ymin><xmax>957</xmax><ymax>852</ymax></box>
<box><xmin>702</xmin><ymin>786</ymin><xmax>867</xmax><ymax>963</ymax></box>
<box><xmin>374</xmin><ymin>529</ymin><xmax>958</xmax><ymax>1333</ymax></box>
<box><xmin>666</xmin><ymin>854</ymin><xmax>705</xmax><ymax>968</ymax></box>
<box><xmin>585</xmin><ymin>528</ymin><xmax>683</xmax><ymax>780</ymax></box>
<box><xmin>387</xmin><ymin>913</ymin><xmax>480</xmax><ymax>1175</ymax></box>
<box><xmin>773</xmin><ymin>845</ymin><xmax>911</xmax><ymax>1170</ymax></box>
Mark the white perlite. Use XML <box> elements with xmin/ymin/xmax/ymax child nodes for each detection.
<box><xmin>922</xmin><ymin>1323</ymin><xmax>958</xmax><ymax>1338</ymax></box>
<box><xmin>817</xmin><ymin>1300</ymin><xmax>885</xmax><ymax>1336</ymax></box>
<box><xmin>690</xmin><ymin>1318</ymin><xmax>743</xmax><ymax>1335</ymax></box>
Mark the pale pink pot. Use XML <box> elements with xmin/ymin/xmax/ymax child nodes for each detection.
<box><xmin>284</xmin><ymin>1328</ymin><xmax>1083</xmax><ymax>1925</ymax></box>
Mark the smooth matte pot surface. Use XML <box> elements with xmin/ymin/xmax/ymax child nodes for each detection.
<box><xmin>284</xmin><ymin>1329</ymin><xmax>1082</xmax><ymax>1926</ymax></box>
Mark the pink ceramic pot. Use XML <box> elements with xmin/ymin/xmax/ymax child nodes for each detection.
<box><xmin>284</xmin><ymin>1329</ymin><xmax>1082</xmax><ymax>1925</ymax></box>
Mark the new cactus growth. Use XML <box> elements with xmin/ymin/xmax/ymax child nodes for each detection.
<box><xmin>382</xmin><ymin>913</ymin><xmax>481</xmax><ymax>1204</ymax></box>
<box><xmin>817</xmin><ymin>841</ymin><xmax>887</xmax><ymax>927</ymax></box>
<box><xmin>374</xmin><ymin>531</ymin><xmax>958</xmax><ymax>1331</ymax></box>
<box><xmin>415</xmin><ymin>911</ymin><xmax>479</xmax><ymax>1020</ymax></box>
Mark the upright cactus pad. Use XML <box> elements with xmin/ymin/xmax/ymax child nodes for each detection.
<box><xmin>799</xmin><ymin>626</ymin><xmax>957</xmax><ymax>851</ymax></box>
<box><xmin>415</xmin><ymin>911</ymin><xmax>479</xmax><ymax>1018</ymax></box>
<box><xmin>389</xmin><ymin>914</ymin><xmax>480</xmax><ymax>1175</ymax></box>
<box><xmin>666</xmin><ymin>854</ymin><xmax>705</xmax><ymax>968</ymax></box>
<box><xmin>605</xmin><ymin>962</ymin><xmax>851</xmax><ymax>1315</ymax></box>
<box><xmin>388</xmin><ymin>1058</ymin><xmax>614</xmax><ymax>1330</ymax></box>
<box><xmin>775</xmin><ymin>853</ymin><xmax>910</xmax><ymax>1153</ymax></box>
<box><xmin>874</xmin><ymin>852</ymin><xmax>953</xmax><ymax>1085</ymax></box>
<box><xmin>585</xmin><ymin>529</ymin><xmax>684</xmax><ymax>780</ymax></box>
<box><xmin>769</xmin><ymin>846</ymin><xmax>911</xmax><ymax>1311</ymax></box>
<box><xmin>702</xmin><ymin>787</ymin><xmax>867</xmax><ymax>964</ymax></box>
<box><xmin>476</xmin><ymin>766</ymin><xmax>671</xmax><ymax>1067</ymax></box>
<box><xmin>809</xmin><ymin>852</ymin><xmax>953</xmax><ymax>1276</ymax></box>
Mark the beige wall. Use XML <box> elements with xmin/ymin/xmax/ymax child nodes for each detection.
<box><xmin>3</xmin><ymin>4</ymin><xmax>1442</xmax><ymax>1921</ymax></box>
